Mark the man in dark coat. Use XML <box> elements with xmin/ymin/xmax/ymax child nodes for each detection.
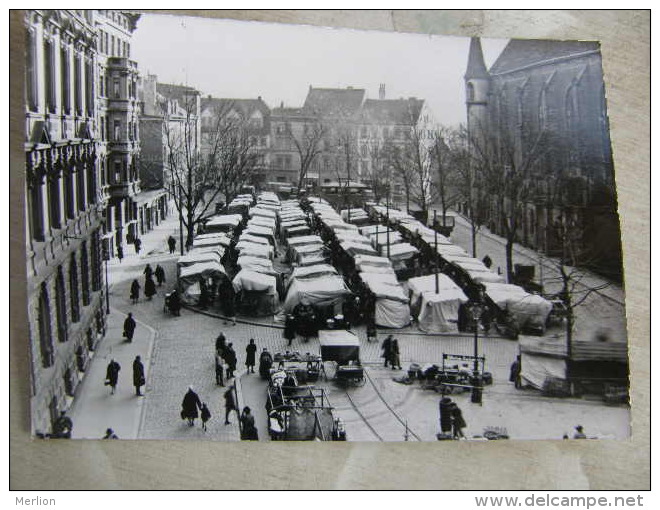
<box><xmin>181</xmin><ymin>386</ymin><xmax>202</xmax><ymax>427</ymax></box>
<box><xmin>439</xmin><ymin>397</ymin><xmax>453</xmax><ymax>435</ymax></box>
<box><xmin>224</xmin><ymin>386</ymin><xmax>237</xmax><ymax>425</ymax></box>
<box><xmin>240</xmin><ymin>406</ymin><xmax>258</xmax><ymax>440</ymax></box>
<box><xmin>123</xmin><ymin>313</ymin><xmax>136</xmax><ymax>342</ymax></box>
<box><xmin>451</xmin><ymin>403</ymin><xmax>467</xmax><ymax>439</ymax></box>
<box><xmin>154</xmin><ymin>264</ymin><xmax>166</xmax><ymax>286</ymax></box>
<box><xmin>509</xmin><ymin>355</ymin><xmax>522</xmax><ymax>389</ymax></box>
<box><xmin>130</xmin><ymin>279</ymin><xmax>140</xmax><ymax>304</ymax></box>
<box><xmin>105</xmin><ymin>359</ymin><xmax>121</xmax><ymax>395</ymax></box>
<box><xmin>167</xmin><ymin>235</ymin><xmax>176</xmax><ymax>254</ymax></box>
<box><xmin>215</xmin><ymin>333</ymin><xmax>227</xmax><ymax>357</ymax></box>
<box><xmin>259</xmin><ymin>348</ymin><xmax>273</xmax><ymax>379</ymax></box>
<box><xmin>215</xmin><ymin>353</ymin><xmax>225</xmax><ymax>386</ymax></box>
<box><xmin>144</xmin><ymin>275</ymin><xmax>156</xmax><ymax>300</ymax></box>
<box><xmin>224</xmin><ymin>343</ymin><xmax>237</xmax><ymax>379</ymax></box>
<box><xmin>245</xmin><ymin>339</ymin><xmax>257</xmax><ymax>374</ymax></box>
<box><xmin>134</xmin><ymin>238</ymin><xmax>142</xmax><ymax>254</ymax></box>
<box><xmin>284</xmin><ymin>314</ymin><xmax>296</xmax><ymax>346</ymax></box>
<box><xmin>381</xmin><ymin>335</ymin><xmax>393</xmax><ymax>367</ymax></box>
<box><xmin>52</xmin><ymin>411</ymin><xmax>73</xmax><ymax>439</ymax></box>
<box><xmin>144</xmin><ymin>264</ymin><xmax>153</xmax><ymax>279</ymax></box>
<box><xmin>168</xmin><ymin>290</ymin><xmax>181</xmax><ymax>316</ymax></box>
<box><xmin>117</xmin><ymin>244</ymin><xmax>124</xmax><ymax>263</ymax></box>
<box><xmin>133</xmin><ymin>355</ymin><xmax>145</xmax><ymax>396</ymax></box>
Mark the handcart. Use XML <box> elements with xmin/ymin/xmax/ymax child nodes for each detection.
<box><xmin>318</xmin><ymin>330</ymin><xmax>364</xmax><ymax>386</ymax></box>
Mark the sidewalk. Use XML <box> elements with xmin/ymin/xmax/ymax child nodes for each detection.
<box><xmin>68</xmin><ymin>207</ymin><xmax>182</xmax><ymax>439</ymax></box>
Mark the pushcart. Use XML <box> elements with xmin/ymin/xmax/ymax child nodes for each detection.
<box><xmin>318</xmin><ymin>330</ymin><xmax>364</xmax><ymax>386</ymax></box>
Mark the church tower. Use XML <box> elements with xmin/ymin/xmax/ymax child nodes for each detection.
<box><xmin>464</xmin><ymin>37</ymin><xmax>490</xmax><ymax>137</ymax></box>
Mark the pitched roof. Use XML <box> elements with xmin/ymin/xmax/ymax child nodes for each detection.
<box><xmin>303</xmin><ymin>87</ymin><xmax>366</xmax><ymax>117</ymax></box>
<box><xmin>489</xmin><ymin>38</ymin><xmax>601</xmax><ymax>75</ymax></box>
<box><xmin>360</xmin><ymin>98</ymin><xmax>425</xmax><ymax>125</ymax></box>
<box><xmin>465</xmin><ymin>37</ymin><xmax>489</xmax><ymax>80</ymax></box>
<box><xmin>201</xmin><ymin>97</ymin><xmax>270</xmax><ymax>118</ymax></box>
<box><xmin>156</xmin><ymin>83</ymin><xmax>199</xmax><ymax>103</ymax></box>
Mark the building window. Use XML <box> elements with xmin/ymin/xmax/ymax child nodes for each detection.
<box><xmin>47</xmin><ymin>171</ymin><xmax>62</xmax><ymax>229</ymax></box>
<box><xmin>85</xmin><ymin>59</ymin><xmax>94</xmax><ymax>115</ymax></box>
<box><xmin>467</xmin><ymin>82</ymin><xmax>475</xmax><ymax>102</ymax></box>
<box><xmin>81</xmin><ymin>242</ymin><xmax>90</xmax><ymax>306</ymax></box>
<box><xmin>29</xmin><ymin>174</ymin><xmax>45</xmax><ymax>241</ymax></box>
<box><xmin>111</xmin><ymin>35</ymin><xmax>115</xmax><ymax>57</ymax></box>
<box><xmin>64</xmin><ymin>168</ymin><xmax>75</xmax><ymax>220</ymax></box>
<box><xmin>69</xmin><ymin>256</ymin><xmax>80</xmax><ymax>323</ymax></box>
<box><xmin>113</xmin><ymin>120</ymin><xmax>120</xmax><ymax>140</ymax></box>
<box><xmin>113</xmin><ymin>161</ymin><xmax>121</xmax><ymax>183</ymax></box>
<box><xmin>105</xmin><ymin>32</ymin><xmax>109</xmax><ymax>55</ymax></box>
<box><xmin>60</xmin><ymin>47</ymin><xmax>71</xmax><ymax>114</ymax></box>
<box><xmin>55</xmin><ymin>267</ymin><xmax>68</xmax><ymax>343</ymax></box>
<box><xmin>113</xmin><ymin>78</ymin><xmax>120</xmax><ymax>99</ymax></box>
<box><xmin>74</xmin><ymin>53</ymin><xmax>83</xmax><ymax>115</ymax></box>
<box><xmin>90</xmin><ymin>231</ymin><xmax>102</xmax><ymax>291</ymax></box>
<box><xmin>126</xmin><ymin>42</ymin><xmax>130</xmax><ymax>58</ymax></box>
<box><xmin>44</xmin><ymin>39</ymin><xmax>56</xmax><ymax>113</ymax></box>
<box><xmin>76</xmin><ymin>160</ymin><xmax>86</xmax><ymax>211</ymax></box>
<box><xmin>26</xmin><ymin>30</ymin><xmax>38</xmax><ymax>111</ymax></box>
<box><xmin>99</xmin><ymin>30</ymin><xmax>104</xmax><ymax>54</ymax></box>
<box><xmin>38</xmin><ymin>283</ymin><xmax>55</xmax><ymax>368</ymax></box>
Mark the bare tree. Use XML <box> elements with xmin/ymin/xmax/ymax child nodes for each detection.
<box><xmin>165</xmin><ymin>99</ymin><xmax>259</xmax><ymax>250</ymax></box>
<box><xmin>286</xmin><ymin>116</ymin><xmax>326</xmax><ymax>191</ymax></box>
<box><xmin>366</xmin><ymin>141</ymin><xmax>392</xmax><ymax>203</ymax></box>
<box><xmin>430</xmin><ymin>126</ymin><xmax>461</xmax><ymax>225</ymax></box>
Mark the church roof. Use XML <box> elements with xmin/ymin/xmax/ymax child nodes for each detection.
<box><xmin>360</xmin><ymin>98</ymin><xmax>425</xmax><ymax>125</ymax></box>
<box><xmin>465</xmin><ymin>37</ymin><xmax>489</xmax><ymax>80</ymax></box>
<box><xmin>303</xmin><ymin>87</ymin><xmax>366</xmax><ymax>117</ymax></box>
<box><xmin>489</xmin><ymin>39</ymin><xmax>600</xmax><ymax>75</ymax></box>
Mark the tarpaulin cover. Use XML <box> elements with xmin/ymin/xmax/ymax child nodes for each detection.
<box><xmin>417</xmin><ymin>289</ymin><xmax>468</xmax><ymax>333</ymax></box>
<box><xmin>380</xmin><ymin>243</ymin><xmax>418</xmax><ymax>261</ymax></box>
<box><xmin>283</xmin><ymin>275</ymin><xmax>351</xmax><ymax>313</ymax></box>
<box><xmin>178</xmin><ymin>261</ymin><xmax>229</xmax><ymax>304</ymax></box>
<box><xmin>407</xmin><ymin>274</ymin><xmax>467</xmax><ymax>311</ymax></box>
<box><xmin>484</xmin><ymin>282</ymin><xmax>552</xmax><ymax>328</ymax></box>
<box><xmin>452</xmin><ymin>258</ymin><xmax>491</xmax><ymax>272</ymax></box>
<box><xmin>289</xmin><ymin>264</ymin><xmax>338</xmax><ymax>281</ymax></box>
<box><xmin>236</xmin><ymin>256</ymin><xmax>275</xmax><ymax>273</ymax></box>
<box><xmin>369</xmin><ymin>231</ymin><xmax>403</xmax><ymax>249</ymax></box>
<box><xmin>283</xmin><ymin>225</ymin><xmax>311</xmax><ymax>237</ymax></box>
<box><xmin>319</xmin><ymin>330</ymin><xmax>360</xmax><ymax>364</ymax></box>
<box><xmin>249</xmin><ymin>207</ymin><xmax>277</xmax><ymax>219</ymax></box>
<box><xmin>359</xmin><ymin>273</ymin><xmax>410</xmax><ymax>328</ymax></box>
<box><xmin>353</xmin><ymin>254</ymin><xmax>392</xmax><ymax>269</ymax></box>
<box><xmin>436</xmin><ymin>244</ymin><xmax>469</xmax><ymax>257</ymax></box>
<box><xmin>441</xmin><ymin>252</ymin><xmax>474</xmax><ymax>262</ymax></box>
<box><xmin>335</xmin><ymin>231</ymin><xmax>372</xmax><ymax>245</ymax></box>
<box><xmin>329</xmin><ymin>222</ymin><xmax>360</xmax><ymax>233</ymax></box>
<box><xmin>244</xmin><ymin>225</ymin><xmax>275</xmax><ymax>244</ymax></box>
<box><xmin>177</xmin><ymin>249</ymin><xmax>223</xmax><ymax>268</ymax></box>
<box><xmin>248</xmin><ymin>217</ymin><xmax>276</xmax><ymax>232</ymax></box>
<box><xmin>232</xmin><ymin>269</ymin><xmax>277</xmax><ymax>294</ymax></box>
<box><xmin>205</xmin><ymin>214</ymin><xmax>243</xmax><ymax>229</ymax></box>
<box><xmin>462</xmin><ymin>267</ymin><xmax>505</xmax><ymax>284</ymax></box>
<box><xmin>520</xmin><ymin>352</ymin><xmax>567</xmax><ymax>390</ymax></box>
<box><xmin>287</xmin><ymin>235</ymin><xmax>323</xmax><ymax>247</ymax></box>
<box><xmin>193</xmin><ymin>237</ymin><xmax>230</xmax><ymax>249</ymax></box>
<box><xmin>298</xmin><ymin>252</ymin><xmax>329</xmax><ymax>267</ymax></box>
<box><xmin>238</xmin><ymin>233</ymin><xmax>269</xmax><ymax>245</ymax></box>
<box><xmin>235</xmin><ymin>241</ymin><xmax>274</xmax><ymax>259</ymax></box>
<box><xmin>360</xmin><ymin>225</ymin><xmax>397</xmax><ymax>236</ymax></box>
<box><xmin>195</xmin><ymin>233</ymin><xmax>232</xmax><ymax>244</ymax></box>
<box><xmin>419</xmin><ymin>232</ymin><xmax>453</xmax><ymax>246</ymax></box>
<box><xmin>340</xmin><ymin>241</ymin><xmax>377</xmax><ymax>257</ymax></box>
<box><xmin>341</xmin><ymin>209</ymin><xmax>369</xmax><ymax>222</ymax></box>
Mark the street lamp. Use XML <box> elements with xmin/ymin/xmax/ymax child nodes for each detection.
<box><xmin>467</xmin><ymin>300</ymin><xmax>484</xmax><ymax>404</ymax></box>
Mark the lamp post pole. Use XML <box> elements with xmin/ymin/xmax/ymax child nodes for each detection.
<box><xmin>469</xmin><ymin>301</ymin><xmax>484</xmax><ymax>404</ymax></box>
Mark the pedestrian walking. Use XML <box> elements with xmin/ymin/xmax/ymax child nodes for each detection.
<box><xmin>390</xmin><ymin>338</ymin><xmax>402</xmax><ymax>370</ymax></box>
<box><xmin>155</xmin><ymin>264</ymin><xmax>166</xmax><ymax>286</ymax></box>
<box><xmin>451</xmin><ymin>403</ymin><xmax>467</xmax><ymax>439</ymax></box>
<box><xmin>167</xmin><ymin>235</ymin><xmax>176</xmax><ymax>254</ymax></box>
<box><xmin>134</xmin><ymin>237</ymin><xmax>142</xmax><ymax>254</ymax></box>
<box><xmin>509</xmin><ymin>355</ymin><xmax>522</xmax><ymax>389</ymax></box>
<box><xmin>259</xmin><ymin>348</ymin><xmax>273</xmax><ymax>379</ymax></box>
<box><xmin>240</xmin><ymin>406</ymin><xmax>258</xmax><ymax>440</ymax></box>
<box><xmin>245</xmin><ymin>339</ymin><xmax>257</xmax><ymax>374</ymax></box>
<box><xmin>144</xmin><ymin>275</ymin><xmax>157</xmax><ymax>301</ymax></box>
<box><xmin>180</xmin><ymin>386</ymin><xmax>202</xmax><ymax>427</ymax></box>
<box><xmin>103</xmin><ymin>428</ymin><xmax>119</xmax><ymax>439</ymax></box>
<box><xmin>215</xmin><ymin>352</ymin><xmax>225</xmax><ymax>386</ymax></box>
<box><xmin>223</xmin><ymin>285</ymin><xmax>237</xmax><ymax>326</ymax></box>
<box><xmin>284</xmin><ymin>314</ymin><xmax>296</xmax><ymax>346</ymax></box>
<box><xmin>52</xmin><ymin>411</ymin><xmax>73</xmax><ymax>439</ymax></box>
<box><xmin>123</xmin><ymin>312</ymin><xmax>137</xmax><ymax>342</ymax></box>
<box><xmin>225</xmin><ymin>343</ymin><xmax>237</xmax><ymax>379</ymax></box>
<box><xmin>215</xmin><ymin>333</ymin><xmax>227</xmax><ymax>357</ymax></box>
<box><xmin>439</xmin><ymin>397</ymin><xmax>453</xmax><ymax>435</ymax></box>
<box><xmin>130</xmin><ymin>279</ymin><xmax>140</xmax><ymax>304</ymax></box>
<box><xmin>105</xmin><ymin>359</ymin><xmax>121</xmax><ymax>395</ymax></box>
<box><xmin>143</xmin><ymin>263</ymin><xmax>153</xmax><ymax>279</ymax></box>
<box><xmin>133</xmin><ymin>355</ymin><xmax>145</xmax><ymax>396</ymax></box>
<box><xmin>381</xmin><ymin>335</ymin><xmax>393</xmax><ymax>368</ymax></box>
<box><xmin>200</xmin><ymin>403</ymin><xmax>211</xmax><ymax>432</ymax></box>
<box><xmin>224</xmin><ymin>385</ymin><xmax>237</xmax><ymax>425</ymax></box>
<box><xmin>117</xmin><ymin>244</ymin><xmax>124</xmax><ymax>263</ymax></box>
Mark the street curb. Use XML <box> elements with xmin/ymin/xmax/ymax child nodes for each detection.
<box><xmin>132</xmin><ymin>312</ymin><xmax>158</xmax><ymax>440</ymax></box>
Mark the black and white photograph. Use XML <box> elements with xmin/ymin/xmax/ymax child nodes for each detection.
<box><xmin>21</xmin><ymin>10</ymin><xmax>631</xmax><ymax>444</ymax></box>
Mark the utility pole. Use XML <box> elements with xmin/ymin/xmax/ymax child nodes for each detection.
<box><xmin>178</xmin><ymin>184</ymin><xmax>184</xmax><ymax>256</ymax></box>
<box><xmin>434</xmin><ymin>209</ymin><xmax>439</xmax><ymax>293</ymax></box>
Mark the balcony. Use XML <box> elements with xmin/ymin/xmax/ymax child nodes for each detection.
<box><xmin>108</xmin><ymin>180</ymin><xmax>141</xmax><ymax>199</ymax></box>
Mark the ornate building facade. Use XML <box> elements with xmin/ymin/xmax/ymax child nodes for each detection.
<box><xmin>24</xmin><ymin>10</ymin><xmax>107</xmax><ymax>434</ymax></box>
<box><xmin>465</xmin><ymin>38</ymin><xmax>622</xmax><ymax>279</ymax></box>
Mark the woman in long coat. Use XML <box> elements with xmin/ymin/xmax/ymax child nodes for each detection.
<box><xmin>181</xmin><ymin>387</ymin><xmax>202</xmax><ymax>427</ymax></box>
<box><xmin>245</xmin><ymin>339</ymin><xmax>257</xmax><ymax>374</ymax></box>
<box><xmin>144</xmin><ymin>275</ymin><xmax>157</xmax><ymax>300</ymax></box>
<box><xmin>130</xmin><ymin>279</ymin><xmax>140</xmax><ymax>304</ymax></box>
<box><xmin>105</xmin><ymin>359</ymin><xmax>121</xmax><ymax>395</ymax></box>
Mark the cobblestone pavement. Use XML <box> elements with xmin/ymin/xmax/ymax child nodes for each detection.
<box><xmin>71</xmin><ymin>204</ymin><xmax>629</xmax><ymax>442</ymax></box>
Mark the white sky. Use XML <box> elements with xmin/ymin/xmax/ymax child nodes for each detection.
<box><xmin>131</xmin><ymin>13</ymin><xmax>509</xmax><ymax>127</ymax></box>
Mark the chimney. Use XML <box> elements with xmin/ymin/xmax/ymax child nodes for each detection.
<box><xmin>258</xmin><ymin>96</ymin><xmax>262</xmax><ymax>101</ymax></box>
<box><xmin>379</xmin><ymin>83</ymin><xmax>386</xmax><ymax>100</ymax></box>
<box><xmin>280</xmin><ymin>101</ymin><xmax>284</xmax><ymax>109</ymax></box>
